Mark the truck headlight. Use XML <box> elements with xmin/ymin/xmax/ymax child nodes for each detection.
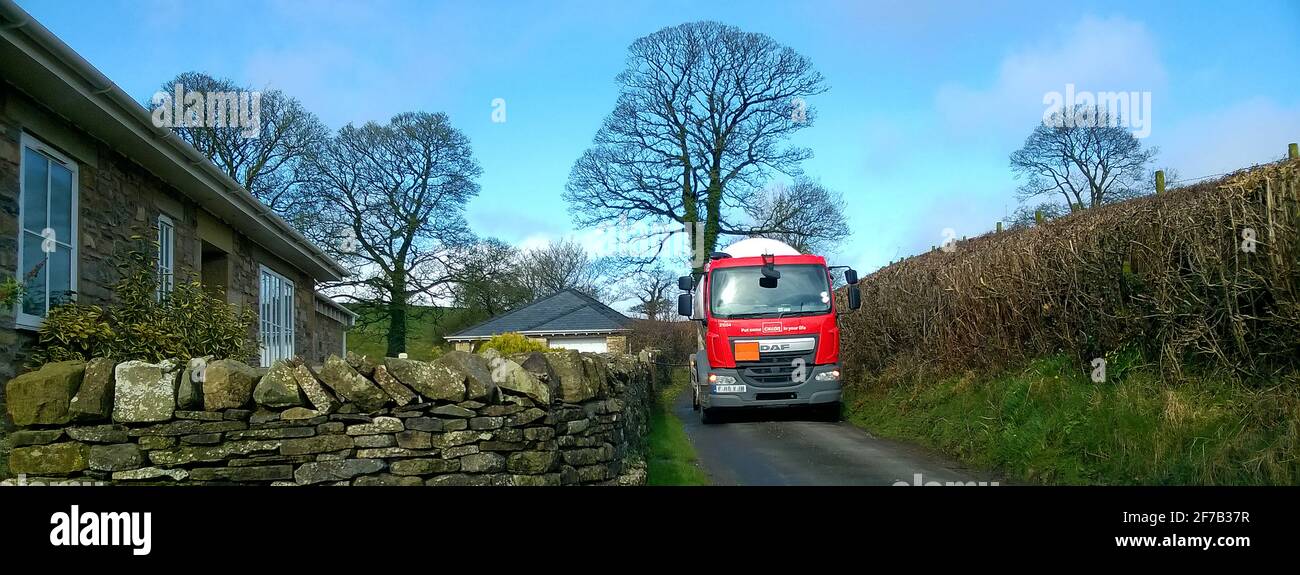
<box><xmin>708</xmin><ymin>373</ymin><xmax>736</xmax><ymax>385</ymax></box>
<box><xmin>814</xmin><ymin>369</ymin><xmax>841</xmax><ymax>381</ymax></box>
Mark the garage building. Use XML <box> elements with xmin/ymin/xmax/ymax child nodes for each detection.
<box><xmin>444</xmin><ymin>289</ymin><xmax>632</xmax><ymax>353</ymax></box>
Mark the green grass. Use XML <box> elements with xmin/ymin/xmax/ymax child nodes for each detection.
<box><xmin>646</xmin><ymin>368</ymin><xmax>710</xmax><ymax>486</ymax></box>
<box><xmin>844</xmin><ymin>355</ymin><xmax>1300</xmax><ymax>485</ymax></box>
<box><xmin>346</xmin><ymin>305</ymin><xmax>482</xmax><ymax>360</ymax></box>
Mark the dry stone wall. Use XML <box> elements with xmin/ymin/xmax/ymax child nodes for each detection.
<box><xmin>2</xmin><ymin>348</ymin><xmax>654</xmax><ymax>486</ymax></box>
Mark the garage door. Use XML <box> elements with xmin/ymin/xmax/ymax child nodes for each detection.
<box><xmin>548</xmin><ymin>336</ymin><xmax>607</xmax><ymax>353</ymax></box>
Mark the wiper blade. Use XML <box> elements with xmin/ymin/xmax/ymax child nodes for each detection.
<box><xmin>777</xmin><ymin>310</ymin><xmax>824</xmax><ymax>318</ymax></box>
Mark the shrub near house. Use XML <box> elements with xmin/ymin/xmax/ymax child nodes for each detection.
<box><xmin>31</xmin><ymin>242</ymin><xmax>258</xmax><ymax>365</ymax></box>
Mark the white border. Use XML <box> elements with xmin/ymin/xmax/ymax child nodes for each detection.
<box><xmin>15</xmin><ymin>132</ymin><xmax>78</xmax><ymax>330</ymax></box>
<box><xmin>156</xmin><ymin>213</ymin><xmax>174</xmax><ymax>299</ymax></box>
<box><xmin>258</xmin><ymin>264</ymin><xmax>295</xmax><ymax>367</ymax></box>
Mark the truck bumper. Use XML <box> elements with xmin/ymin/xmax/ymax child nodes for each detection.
<box><xmin>701</xmin><ymin>364</ymin><xmax>842</xmax><ymax>409</ymax></box>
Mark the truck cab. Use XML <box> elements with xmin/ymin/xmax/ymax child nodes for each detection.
<box><xmin>678</xmin><ymin>238</ymin><xmax>860</xmax><ymax>423</ymax></box>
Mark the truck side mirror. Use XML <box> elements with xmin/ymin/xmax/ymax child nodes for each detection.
<box><xmin>844</xmin><ymin>268</ymin><xmax>859</xmax><ymax>285</ymax></box>
<box><xmin>677</xmin><ymin>275</ymin><xmax>693</xmax><ymax>291</ymax></box>
<box><xmin>848</xmin><ymin>285</ymin><xmax>861</xmax><ymax>310</ymax></box>
<box><xmin>677</xmin><ymin>292</ymin><xmax>693</xmax><ymax>317</ymax></box>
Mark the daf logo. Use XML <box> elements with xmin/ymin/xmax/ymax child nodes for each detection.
<box><xmin>736</xmin><ymin>338</ymin><xmax>816</xmax><ymax>354</ymax></box>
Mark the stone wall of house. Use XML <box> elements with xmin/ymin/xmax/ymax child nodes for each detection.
<box><xmin>313</xmin><ymin>310</ymin><xmax>347</xmax><ymax>360</ymax></box>
<box><xmin>606</xmin><ymin>335</ymin><xmax>628</xmax><ymax>354</ymax></box>
<box><xmin>2</xmin><ymin>348</ymin><xmax>654</xmax><ymax>485</ymax></box>
<box><xmin>1</xmin><ymin>82</ymin><xmax>210</xmax><ymax>434</ymax></box>
<box><xmin>230</xmin><ymin>235</ymin><xmax>334</xmax><ymax>366</ymax></box>
<box><xmin>0</xmin><ymin>80</ymin><xmax>346</xmax><ymax>414</ymax></box>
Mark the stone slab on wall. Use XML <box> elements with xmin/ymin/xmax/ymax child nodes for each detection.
<box><xmin>2</xmin><ymin>349</ymin><xmax>654</xmax><ymax>485</ymax></box>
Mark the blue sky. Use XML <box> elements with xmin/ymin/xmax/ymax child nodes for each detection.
<box><xmin>18</xmin><ymin>0</ymin><xmax>1300</xmax><ymax>280</ymax></box>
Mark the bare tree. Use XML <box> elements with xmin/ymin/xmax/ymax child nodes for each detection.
<box><xmin>450</xmin><ymin>238</ymin><xmax>531</xmax><ymax>318</ymax></box>
<box><xmin>1007</xmin><ymin>201</ymin><xmax>1071</xmax><ymax>230</ymax></box>
<box><xmin>152</xmin><ymin>72</ymin><xmax>329</xmax><ymax>224</ymax></box>
<box><xmin>565</xmin><ymin>21</ymin><xmax>833</xmax><ymax>272</ymax></box>
<box><xmin>303</xmin><ymin>112</ymin><xmax>481</xmax><ymax>356</ymax></box>
<box><xmin>517</xmin><ymin>239</ymin><xmax>613</xmax><ymax>302</ymax></box>
<box><xmin>744</xmin><ymin>178</ymin><xmax>849</xmax><ymax>254</ymax></box>
<box><xmin>627</xmin><ymin>266</ymin><xmax>676</xmax><ymax>321</ymax></box>
<box><xmin>1010</xmin><ymin>104</ymin><xmax>1157</xmax><ymax>211</ymax></box>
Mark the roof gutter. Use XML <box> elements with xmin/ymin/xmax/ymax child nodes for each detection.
<box><xmin>445</xmin><ymin>329</ymin><xmax>632</xmax><ymax>342</ymax></box>
<box><xmin>314</xmin><ymin>291</ymin><xmax>359</xmax><ymax>319</ymax></box>
<box><xmin>0</xmin><ymin>0</ymin><xmax>347</xmax><ymax>281</ymax></box>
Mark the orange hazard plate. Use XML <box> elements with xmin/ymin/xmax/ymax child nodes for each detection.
<box><xmin>734</xmin><ymin>342</ymin><xmax>760</xmax><ymax>361</ymax></box>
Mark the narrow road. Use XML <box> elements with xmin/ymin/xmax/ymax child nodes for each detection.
<box><xmin>675</xmin><ymin>391</ymin><xmax>991</xmax><ymax>486</ymax></box>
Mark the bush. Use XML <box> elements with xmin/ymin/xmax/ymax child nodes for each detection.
<box><xmin>628</xmin><ymin>319</ymin><xmax>697</xmax><ymax>365</ymax></box>
<box><xmin>838</xmin><ymin>159</ymin><xmax>1300</xmax><ymax>383</ymax></box>
<box><xmin>31</xmin><ymin>238</ymin><xmax>258</xmax><ymax>364</ymax></box>
<box><xmin>479</xmin><ymin>332</ymin><xmax>548</xmax><ymax>355</ymax></box>
<box><xmin>0</xmin><ymin>275</ymin><xmax>22</xmax><ymax>308</ymax></box>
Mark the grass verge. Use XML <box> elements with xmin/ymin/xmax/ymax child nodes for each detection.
<box><xmin>646</xmin><ymin>368</ymin><xmax>709</xmax><ymax>486</ymax></box>
<box><xmin>844</xmin><ymin>355</ymin><xmax>1300</xmax><ymax>485</ymax></box>
<box><xmin>345</xmin><ymin>305</ymin><xmax>481</xmax><ymax>361</ymax></box>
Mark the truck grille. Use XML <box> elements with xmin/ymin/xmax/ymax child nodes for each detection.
<box><xmin>737</xmin><ymin>351</ymin><xmax>816</xmax><ymax>387</ymax></box>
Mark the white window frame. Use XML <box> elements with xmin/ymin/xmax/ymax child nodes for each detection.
<box><xmin>259</xmin><ymin>265</ymin><xmax>296</xmax><ymax>367</ymax></box>
<box><xmin>156</xmin><ymin>214</ymin><xmax>175</xmax><ymax>300</ymax></box>
<box><xmin>15</xmin><ymin>133</ymin><xmax>78</xmax><ymax>329</ymax></box>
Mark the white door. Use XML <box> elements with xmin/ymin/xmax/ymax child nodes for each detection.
<box><xmin>548</xmin><ymin>336</ymin><xmax>607</xmax><ymax>353</ymax></box>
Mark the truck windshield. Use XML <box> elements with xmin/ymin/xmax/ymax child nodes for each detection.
<box><xmin>709</xmin><ymin>264</ymin><xmax>831</xmax><ymax>319</ymax></box>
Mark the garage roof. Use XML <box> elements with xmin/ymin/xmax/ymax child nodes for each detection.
<box><xmin>446</xmin><ymin>289</ymin><xmax>632</xmax><ymax>341</ymax></box>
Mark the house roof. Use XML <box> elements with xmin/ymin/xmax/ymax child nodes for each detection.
<box><xmin>0</xmin><ymin>0</ymin><xmax>347</xmax><ymax>281</ymax></box>
<box><xmin>314</xmin><ymin>292</ymin><xmax>358</xmax><ymax>319</ymax></box>
<box><xmin>446</xmin><ymin>289</ymin><xmax>632</xmax><ymax>341</ymax></box>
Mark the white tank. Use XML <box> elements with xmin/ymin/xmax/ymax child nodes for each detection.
<box><xmin>720</xmin><ymin>237</ymin><xmax>802</xmax><ymax>258</ymax></box>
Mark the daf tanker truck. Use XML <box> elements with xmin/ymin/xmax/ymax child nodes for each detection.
<box><xmin>677</xmin><ymin>238</ymin><xmax>861</xmax><ymax>424</ymax></box>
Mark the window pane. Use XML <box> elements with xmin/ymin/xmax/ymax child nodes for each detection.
<box><xmin>21</xmin><ymin>232</ymin><xmax>47</xmax><ymax>316</ymax></box>
<box><xmin>49</xmin><ymin>162</ymin><xmax>73</xmax><ymax>240</ymax></box>
<box><xmin>48</xmin><ymin>246</ymin><xmax>72</xmax><ymax>307</ymax></box>
<box><xmin>22</xmin><ymin>147</ymin><xmax>47</xmax><ymax>232</ymax></box>
<box><xmin>258</xmin><ymin>269</ymin><xmax>295</xmax><ymax>365</ymax></box>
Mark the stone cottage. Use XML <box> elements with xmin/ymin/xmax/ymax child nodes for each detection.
<box><xmin>0</xmin><ymin>3</ymin><xmax>354</xmax><ymax>410</ymax></box>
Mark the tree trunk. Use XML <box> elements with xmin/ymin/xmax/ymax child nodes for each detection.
<box><xmin>704</xmin><ymin>165</ymin><xmax>723</xmax><ymax>263</ymax></box>
<box><xmin>386</xmin><ymin>272</ymin><xmax>407</xmax><ymax>357</ymax></box>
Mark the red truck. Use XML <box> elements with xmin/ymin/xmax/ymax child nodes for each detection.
<box><xmin>677</xmin><ymin>238</ymin><xmax>860</xmax><ymax>423</ymax></box>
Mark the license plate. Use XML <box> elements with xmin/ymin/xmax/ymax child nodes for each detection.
<box><xmin>714</xmin><ymin>384</ymin><xmax>747</xmax><ymax>393</ymax></box>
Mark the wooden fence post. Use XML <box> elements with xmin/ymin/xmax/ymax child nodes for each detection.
<box><xmin>1289</xmin><ymin>142</ymin><xmax>1298</xmax><ymax>160</ymax></box>
<box><xmin>1155</xmin><ymin>170</ymin><xmax>1165</xmax><ymax>195</ymax></box>
<box><xmin>996</xmin><ymin>221</ymin><xmax>1003</xmax><ymax>233</ymax></box>
<box><xmin>1034</xmin><ymin>209</ymin><xmax>1044</xmax><ymax>226</ymax></box>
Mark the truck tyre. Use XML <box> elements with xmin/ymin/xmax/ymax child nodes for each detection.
<box><xmin>815</xmin><ymin>401</ymin><xmax>842</xmax><ymax>422</ymax></box>
<box><xmin>691</xmin><ymin>384</ymin><xmax>700</xmax><ymax>411</ymax></box>
<box><xmin>701</xmin><ymin>407</ymin><xmax>721</xmax><ymax>424</ymax></box>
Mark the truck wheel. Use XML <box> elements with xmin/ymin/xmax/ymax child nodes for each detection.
<box><xmin>691</xmin><ymin>384</ymin><xmax>700</xmax><ymax>411</ymax></box>
<box><xmin>815</xmin><ymin>402</ymin><xmax>842</xmax><ymax>422</ymax></box>
<box><xmin>701</xmin><ymin>407</ymin><xmax>721</xmax><ymax>424</ymax></box>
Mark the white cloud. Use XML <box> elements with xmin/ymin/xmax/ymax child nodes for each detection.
<box><xmin>935</xmin><ymin>15</ymin><xmax>1165</xmax><ymax>139</ymax></box>
<box><xmin>1157</xmin><ymin>98</ymin><xmax>1300</xmax><ymax>180</ymax></box>
<box><xmin>516</xmin><ymin>233</ymin><xmax>555</xmax><ymax>252</ymax></box>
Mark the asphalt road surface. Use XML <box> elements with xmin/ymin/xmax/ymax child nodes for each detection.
<box><xmin>675</xmin><ymin>390</ymin><xmax>992</xmax><ymax>486</ymax></box>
